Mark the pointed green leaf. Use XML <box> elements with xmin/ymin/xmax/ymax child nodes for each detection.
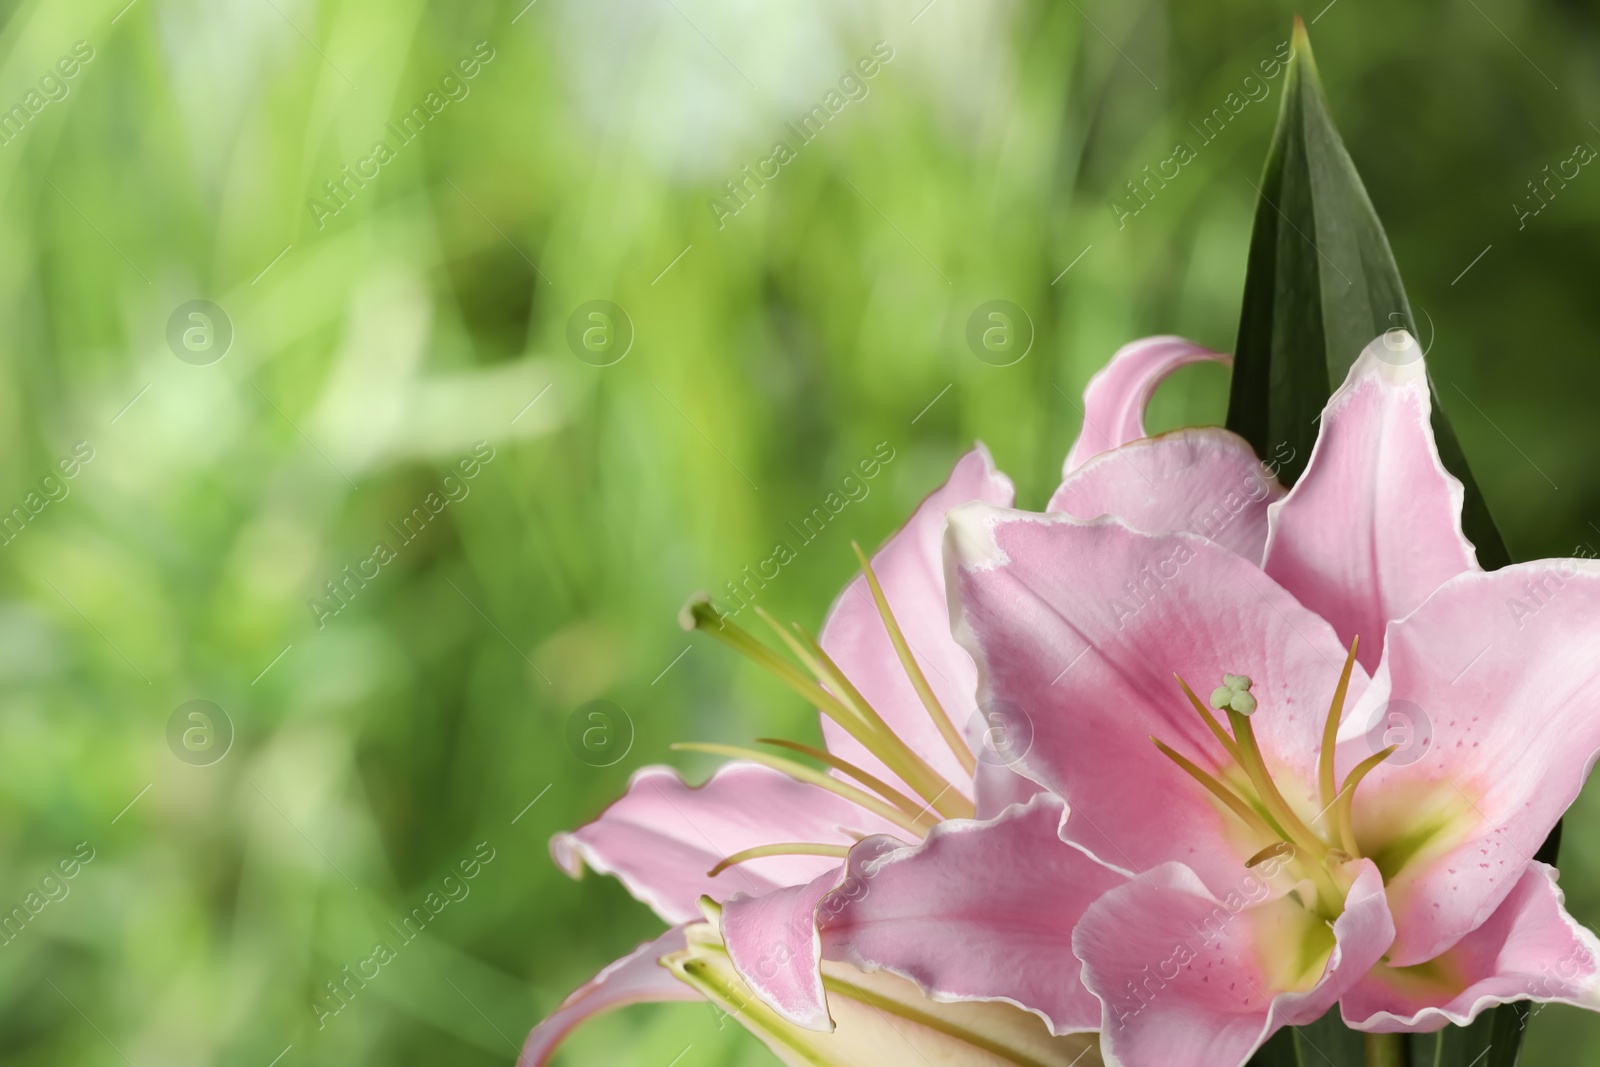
<box><xmin>1236</xmin><ymin>19</ymin><xmax>1539</xmax><ymax>1067</ymax></box>
<box><xmin>1226</xmin><ymin>18</ymin><xmax>1510</xmax><ymax>570</ymax></box>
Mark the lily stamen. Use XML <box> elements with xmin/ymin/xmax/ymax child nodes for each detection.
<box><xmin>1159</xmin><ymin>671</ymin><xmax>1371</xmax><ymax>920</ymax></box>
<box><xmin>755</xmin><ymin>737</ymin><xmax>931</xmax><ymax>823</ymax></box>
<box><xmin>1172</xmin><ymin>671</ymin><xmax>1328</xmax><ymax>862</ymax></box>
<box><xmin>1174</xmin><ymin>674</ymin><xmax>1241</xmax><ymax>761</ymax></box>
<box><xmin>1222</xmin><ymin>702</ymin><xmax>1329</xmax><ymax>862</ymax></box>
<box><xmin>683</xmin><ymin>595</ymin><xmax>969</xmax><ymax>818</ymax></box>
<box><xmin>1318</xmin><ymin>637</ymin><xmax>1362</xmax><ymax>812</ymax></box>
<box><xmin>778</xmin><ymin>616</ymin><xmax>972</xmax><ymax>820</ymax></box>
<box><xmin>1151</xmin><ymin>736</ymin><xmax>1281</xmax><ymax>843</ymax></box>
<box><xmin>707</xmin><ymin>841</ymin><xmax>852</xmax><ymax>878</ymax></box>
<box><xmin>1329</xmin><ymin>744</ymin><xmax>1398</xmax><ymax>856</ymax></box>
<box><xmin>671</xmin><ymin>742</ymin><xmax>934</xmax><ymax>836</ymax></box>
<box><xmin>851</xmin><ymin>541</ymin><xmax>979</xmax><ymax>778</ymax></box>
<box><xmin>1245</xmin><ymin>841</ymin><xmax>1298</xmax><ymax>868</ymax></box>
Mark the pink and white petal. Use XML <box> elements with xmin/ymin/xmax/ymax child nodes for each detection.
<box><xmin>551</xmin><ymin>763</ymin><xmax>895</xmax><ymax>925</ymax></box>
<box><xmin>1347</xmin><ymin>559</ymin><xmax>1600</xmax><ymax>966</ymax></box>
<box><xmin>822</xmin><ymin>794</ymin><xmax>1126</xmax><ymax>1035</ymax></box>
<box><xmin>722</xmin><ymin>866</ymin><xmax>848</xmax><ymax>1032</ymax></box>
<box><xmin>670</xmin><ymin>924</ymin><xmax>1103</xmax><ymax>1067</ymax></box>
<box><xmin>721</xmin><ymin>837</ymin><xmax>906</xmax><ymax>1032</ymax></box>
<box><xmin>965</xmin><ymin>702</ymin><xmax>1044</xmax><ymax>818</ymax></box>
<box><xmin>1075</xmin><ymin>861</ymin><xmax>1392</xmax><ymax>1067</ymax></box>
<box><xmin>1344</xmin><ymin>862</ymin><xmax>1600</xmax><ymax>1032</ymax></box>
<box><xmin>1262</xmin><ymin>332</ymin><xmax>1478</xmax><ymax>673</ymax></box>
<box><xmin>944</xmin><ymin>504</ymin><xmax>1366</xmax><ymax>894</ymax></box>
<box><xmin>1062</xmin><ymin>336</ymin><xmax>1230</xmax><ymax>474</ymax></box>
<box><xmin>1050</xmin><ymin>428</ymin><xmax>1284</xmax><ymax>564</ymax></box>
<box><xmin>518</xmin><ymin>925</ymin><xmax>697</xmax><ymax>1067</ymax></box>
<box><xmin>970</xmin><ymin>757</ymin><xmax>1044</xmax><ymax>820</ymax></box>
<box><xmin>819</xmin><ymin>444</ymin><xmax>1014</xmax><ymax>796</ymax></box>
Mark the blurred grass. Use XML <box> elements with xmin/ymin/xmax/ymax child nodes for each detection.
<box><xmin>0</xmin><ymin>0</ymin><xmax>1598</xmax><ymax>1063</ymax></box>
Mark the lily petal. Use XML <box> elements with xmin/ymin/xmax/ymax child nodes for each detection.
<box><xmin>1263</xmin><ymin>333</ymin><xmax>1478</xmax><ymax>672</ymax></box>
<box><xmin>1343</xmin><ymin>862</ymin><xmax>1600</xmax><ymax>1032</ymax></box>
<box><xmin>723</xmin><ymin>862</ymin><xmax>859</xmax><ymax>1033</ymax></box>
<box><xmin>819</xmin><ymin>444</ymin><xmax>1013</xmax><ymax>797</ymax></box>
<box><xmin>668</xmin><ymin>912</ymin><xmax>1104</xmax><ymax>1066</ymax></box>
<box><xmin>1348</xmin><ymin>558</ymin><xmax>1600</xmax><ymax>965</ymax></box>
<box><xmin>970</xmin><ymin>754</ymin><xmax>1045</xmax><ymax>819</ymax></box>
<box><xmin>1051</xmin><ymin>428</ymin><xmax>1284</xmax><ymax>564</ymax></box>
<box><xmin>1073</xmin><ymin>860</ymin><xmax>1392</xmax><ymax>1067</ymax></box>
<box><xmin>1062</xmin><ymin>336</ymin><xmax>1230</xmax><ymax>474</ymax></box>
<box><xmin>823</xmin><ymin>794</ymin><xmax>1125</xmax><ymax>1036</ymax></box>
<box><xmin>551</xmin><ymin>763</ymin><xmax>894</xmax><ymax>925</ymax></box>
<box><xmin>944</xmin><ymin>504</ymin><xmax>1364</xmax><ymax>894</ymax></box>
<box><xmin>517</xmin><ymin>925</ymin><xmax>697</xmax><ymax>1067</ymax></box>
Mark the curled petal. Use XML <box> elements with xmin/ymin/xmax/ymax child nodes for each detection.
<box><xmin>723</xmin><ymin>863</ymin><xmax>856</xmax><ymax>1032</ymax></box>
<box><xmin>1263</xmin><ymin>332</ymin><xmax>1479</xmax><ymax>672</ymax></box>
<box><xmin>518</xmin><ymin>925</ymin><xmax>696</xmax><ymax>1066</ymax></box>
<box><xmin>823</xmin><ymin>794</ymin><xmax>1125</xmax><ymax>1036</ymax></box>
<box><xmin>970</xmin><ymin>755</ymin><xmax>1044</xmax><ymax>819</ymax></box>
<box><xmin>551</xmin><ymin>763</ymin><xmax>893</xmax><ymax>924</ymax></box>
<box><xmin>1074</xmin><ymin>860</ymin><xmax>1392</xmax><ymax>1067</ymax></box>
<box><xmin>1062</xmin><ymin>336</ymin><xmax>1230</xmax><ymax>474</ymax></box>
<box><xmin>1344</xmin><ymin>862</ymin><xmax>1600</xmax><ymax>1032</ymax></box>
<box><xmin>1051</xmin><ymin>428</ymin><xmax>1284</xmax><ymax>564</ymax></box>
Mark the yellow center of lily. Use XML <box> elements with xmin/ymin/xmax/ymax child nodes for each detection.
<box><xmin>1152</xmin><ymin>637</ymin><xmax>1396</xmax><ymax>922</ymax></box>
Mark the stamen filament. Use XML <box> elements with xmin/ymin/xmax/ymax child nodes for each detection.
<box><xmin>685</xmin><ymin>595</ymin><xmax>970</xmax><ymax>820</ymax></box>
<box><xmin>818</xmin><ymin>973</ymin><xmax>1083</xmax><ymax>1067</ymax></box>
<box><xmin>756</xmin><ymin>737</ymin><xmax>930</xmax><ymax>821</ymax></box>
<box><xmin>708</xmin><ymin>842</ymin><xmax>851</xmax><ymax>878</ymax></box>
<box><xmin>1318</xmin><ymin>637</ymin><xmax>1361</xmax><ymax>813</ymax></box>
<box><xmin>1175</xmin><ymin>674</ymin><xmax>1242</xmax><ymax>762</ymax></box>
<box><xmin>1245</xmin><ymin>841</ymin><xmax>1297</xmax><ymax>868</ymax></box>
<box><xmin>772</xmin><ymin>614</ymin><xmax>973</xmax><ymax>819</ymax></box>
<box><xmin>684</xmin><ymin>597</ymin><xmax>859</xmax><ymax>725</ymax></box>
<box><xmin>753</xmin><ymin>608</ymin><xmax>878</xmax><ymax>730</ymax></box>
<box><xmin>851</xmin><ymin>542</ymin><xmax>978</xmax><ymax>778</ymax></box>
<box><xmin>1331</xmin><ymin>744</ymin><xmax>1397</xmax><ymax>856</ymax></box>
<box><xmin>671</xmin><ymin>742</ymin><xmax>932</xmax><ymax>835</ymax></box>
<box><xmin>1151</xmin><ymin>737</ymin><xmax>1279</xmax><ymax>843</ymax></box>
<box><xmin>1225</xmin><ymin>709</ymin><xmax>1328</xmax><ymax>862</ymax></box>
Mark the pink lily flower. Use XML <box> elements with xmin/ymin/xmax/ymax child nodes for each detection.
<box><xmin>804</xmin><ymin>329</ymin><xmax>1600</xmax><ymax>1066</ymax></box>
<box><xmin>520</xmin><ymin>338</ymin><xmax>1227</xmax><ymax>1065</ymax></box>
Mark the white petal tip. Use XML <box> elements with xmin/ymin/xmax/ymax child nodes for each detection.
<box><xmin>944</xmin><ymin>501</ymin><xmax>1010</xmax><ymax>571</ymax></box>
<box><xmin>1356</xmin><ymin>328</ymin><xmax>1427</xmax><ymax>383</ymax></box>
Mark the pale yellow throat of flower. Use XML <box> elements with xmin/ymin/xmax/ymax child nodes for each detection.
<box><xmin>1152</xmin><ymin>637</ymin><xmax>1399</xmax><ymax>923</ymax></box>
<box><xmin>664</xmin><ymin>899</ymin><xmax>1103</xmax><ymax>1067</ymax></box>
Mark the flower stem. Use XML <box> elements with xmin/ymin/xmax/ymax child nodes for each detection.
<box><xmin>1364</xmin><ymin>1033</ymin><xmax>1408</xmax><ymax>1067</ymax></box>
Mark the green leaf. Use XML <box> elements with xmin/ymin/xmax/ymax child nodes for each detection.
<box><xmin>1233</xmin><ymin>18</ymin><xmax>1536</xmax><ymax>1067</ymax></box>
<box><xmin>1225</xmin><ymin>18</ymin><xmax>1510</xmax><ymax>570</ymax></box>
<box><xmin>1251</xmin><ymin>1008</ymin><xmax>1367</xmax><ymax>1065</ymax></box>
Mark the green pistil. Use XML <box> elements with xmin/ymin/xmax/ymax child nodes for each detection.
<box><xmin>1158</xmin><ymin>664</ymin><xmax>1405</xmax><ymax>923</ymax></box>
<box><xmin>1225</xmin><ymin>706</ymin><xmax>1327</xmax><ymax>863</ymax></box>
<box><xmin>1210</xmin><ymin>673</ymin><xmax>1258</xmax><ymax>716</ymax></box>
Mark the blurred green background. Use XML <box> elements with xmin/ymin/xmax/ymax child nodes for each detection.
<box><xmin>1</xmin><ymin>0</ymin><xmax>1598</xmax><ymax>1063</ymax></box>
